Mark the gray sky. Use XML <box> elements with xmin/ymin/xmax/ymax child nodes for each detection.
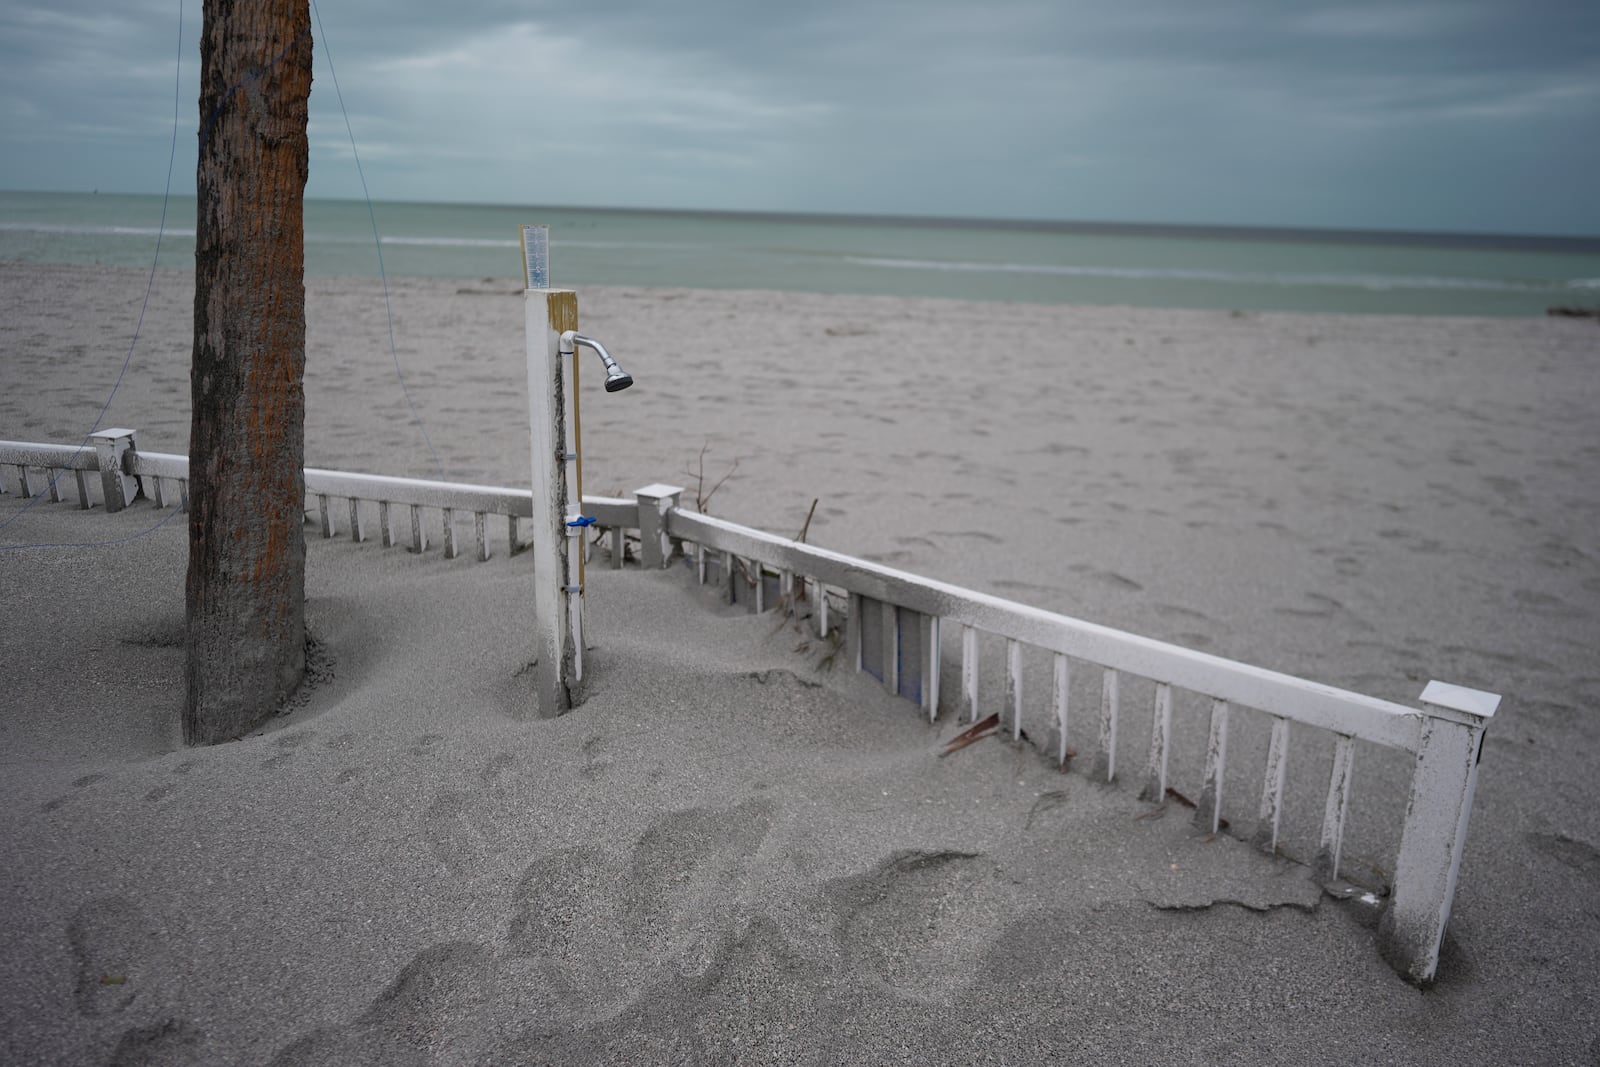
<box><xmin>2</xmin><ymin>0</ymin><xmax>1597</xmax><ymax>235</ymax></box>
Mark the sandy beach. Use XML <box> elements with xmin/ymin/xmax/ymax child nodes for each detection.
<box><xmin>3</xmin><ymin>261</ymin><xmax>1599</xmax><ymax>1064</ymax></box>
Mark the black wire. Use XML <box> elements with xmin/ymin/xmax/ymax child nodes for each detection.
<box><xmin>0</xmin><ymin>0</ymin><xmax>186</xmax><ymax>541</ymax></box>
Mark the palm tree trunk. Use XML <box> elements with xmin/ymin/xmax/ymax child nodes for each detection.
<box><xmin>185</xmin><ymin>0</ymin><xmax>312</xmax><ymax>744</ymax></box>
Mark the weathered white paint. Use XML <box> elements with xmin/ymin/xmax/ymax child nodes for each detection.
<box><xmin>88</xmin><ymin>430</ymin><xmax>138</xmax><ymax>513</ymax></box>
<box><xmin>318</xmin><ymin>494</ymin><xmax>334</xmax><ymax>538</ymax></box>
<box><xmin>1196</xmin><ymin>699</ymin><xmax>1230</xmax><ymax>835</ymax></box>
<box><xmin>961</xmin><ymin>623</ymin><xmax>980</xmax><ymax>724</ymax></box>
<box><xmin>526</xmin><ymin>288</ymin><xmax>580</xmax><ymax>716</ymax></box>
<box><xmin>1053</xmin><ymin>653</ymin><xmax>1071</xmax><ymax>766</ymax></box>
<box><xmin>1416</xmin><ymin>680</ymin><xmax>1502</xmax><ymax>722</ymax></box>
<box><xmin>379</xmin><ymin>501</ymin><xmax>395</xmax><ymax>548</ymax></box>
<box><xmin>409</xmin><ymin>504</ymin><xmax>426</xmax><ymax>554</ymax></box>
<box><xmin>847</xmin><ymin>592</ymin><xmax>864</xmax><ymax>673</ymax></box>
<box><xmin>349</xmin><ymin>498</ymin><xmax>365</xmax><ymax>543</ymax></box>
<box><xmin>1379</xmin><ymin>683</ymin><xmax>1498</xmax><ymax>984</ymax></box>
<box><xmin>882</xmin><ymin>600</ymin><xmax>900</xmax><ymax>695</ymax></box>
<box><xmin>1316</xmin><ymin>735</ymin><xmax>1356</xmax><ymax>882</ymax></box>
<box><xmin>442</xmin><ymin>508</ymin><xmax>459</xmax><ymax>560</ymax></box>
<box><xmin>923</xmin><ymin>615</ymin><xmax>942</xmax><ymax>721</ymax></box>
<box><xmin>635</xmin><ymin>484</ymin><xmax>683</xmax><ymax>569</ymax></box>
<box><xmin>1095</xmin><ymin>668</ymin><xmax>1120</xmax><ymax>782</ymax></box>
<box><xmin>1007</xmin><ymin>638</ymin><xmax>1023</xmax><ymax>741</ymax></box>
<box><xmin>1141</xmin><ymin>682</ymin><xmax>1173</xmax><ymax>803</ymax></box>
<box><xmin>1255</xmin><ymin>716</ymin><xmax>1290</xmax><ymax>853</ymax></box>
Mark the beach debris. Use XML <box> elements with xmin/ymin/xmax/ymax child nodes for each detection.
<box><xmin>1164</xmin><ymin>786</ymin><xmax>1198</xmax><ymax>809</ymax></box>
<box><xmin>684</xmin><ymin>442</ymin><xmax>739</xmax><ymax>513</ymax></box>
<box><xmin>938</xmin><ymin>713</ymin><xmax>1000</xmax><ymax>758</ymax></box>
<box><xmin>795</xmin><ymin>498</ymin><xmax>819</xmax><ymax>543</ymax></box>
<box><xmin>1024</xmin><ymin>789</ymin><xmax>1069</xmax><ymax>829</ymax></box>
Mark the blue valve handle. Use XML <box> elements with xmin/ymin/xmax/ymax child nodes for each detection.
<box><xmin>566</xmin><ymin>515</ymin><xmax>597</xmax><ymax>528</ymax></box>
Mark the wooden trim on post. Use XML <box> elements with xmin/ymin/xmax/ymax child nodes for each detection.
<box><xmin>526</xmin><ymin>288</ymin><xmax>580</xmax><ymax>716</ymax></box>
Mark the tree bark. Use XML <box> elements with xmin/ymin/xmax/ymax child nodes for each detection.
<box><xmin>186</xmin><ymin>0</ymin><xmax>312</xmax><ymax>745</ymax></box>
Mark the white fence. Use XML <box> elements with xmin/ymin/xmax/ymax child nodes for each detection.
<box><xmin>1</xmin><ymin>435</ymin><xmax>1499</xmax><ymax>984</ymax></box>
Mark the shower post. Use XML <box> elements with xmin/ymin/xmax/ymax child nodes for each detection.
<box><xmin>525</xmin><ymin>277</ymin><xmax>584</xmax><ymax>716</ymax></box>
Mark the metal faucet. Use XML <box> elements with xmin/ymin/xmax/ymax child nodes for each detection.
<box><xmin>561</xmin><ymin>332</ymin><xmax>632</xmax><ymax>391</ymax></box>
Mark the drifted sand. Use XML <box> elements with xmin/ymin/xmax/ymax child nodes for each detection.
<box><xmin>2</xmin><ymin>261</ymin><xmax>1599</xmax><ymax>1064</ymax></box>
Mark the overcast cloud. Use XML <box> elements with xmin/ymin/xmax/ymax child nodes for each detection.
<box><xmin>1</xmin><ymin>0</ymin><xmax>1596</xmax><ymax>234</ymax></box>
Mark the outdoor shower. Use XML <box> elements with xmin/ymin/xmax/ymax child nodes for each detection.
<box><xmin>562</xmin><ymin>332</ymin><xmax>633</xmax><ymax>392</ymax></box>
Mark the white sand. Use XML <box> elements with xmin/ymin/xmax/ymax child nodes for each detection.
<box><xmin>2</xmin><ymin>261</ymin><xmax>1599</xmax><ymax>1063</ymax></box>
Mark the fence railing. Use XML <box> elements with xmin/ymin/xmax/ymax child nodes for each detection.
<box><xmin>1</xmin><ymin>433</ymin><xmax>633</xmax><ymax>564</ymax></box>
<box><xmin>646</xmin><ymin>488</ymin><xmax>1499</xmax><ymax>986</ymax></box>
<box><xmin>0</xmin><ymin>437</ymin><xmax>1499</xmax><ymax>984</ymax></box>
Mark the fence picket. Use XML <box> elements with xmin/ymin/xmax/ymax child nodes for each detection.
<box><xmin>1197</xmin><ymin>699</ymin><xmax>1230</xmax><ymax>835</ymax></box>
<box><xmin>1095</xmin><ymin>668</ymin><xmax>1120</xmax><ymax>782</ymax></box>
<box><xmin>1255</xmin><ymin>716</ymin><xmax>1291</xmax><ymax>853</ymax></box>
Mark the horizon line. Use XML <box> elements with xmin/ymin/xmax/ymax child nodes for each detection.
<box><xmin>8</xmin><ymin>187</ymin><xmax>1600</xmax><ymax>252</ymax></box>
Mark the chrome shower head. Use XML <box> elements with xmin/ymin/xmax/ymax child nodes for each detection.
<box><xmin>564</xmin><ymin>332</ymin><xmax>633</xmax><ymax>392</ymax></box>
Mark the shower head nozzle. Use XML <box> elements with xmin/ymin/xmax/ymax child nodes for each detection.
<box><xmin>564</xmin><ymin>332</ymin><xmax>634</xmax><ymax>393</ymax></box>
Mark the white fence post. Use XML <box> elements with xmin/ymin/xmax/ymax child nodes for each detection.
<box><xmin>635</xmin><ymin>484</ymin><xmax>684</xmax><ymax>568</ymax></box>
<box><xmin>1379</xmin><ymin>681</ymin><xmax>1500</xmax><ymax>984</ymax></box>
<box><xmin>526</xmin><ymin>287</ymin><xmax>581</xmax><ymax>716</ymax></box>
<box><xmin>89</xmin><ymin>429</ymin><xmax>139</xmax><ymax>512</ymax></box>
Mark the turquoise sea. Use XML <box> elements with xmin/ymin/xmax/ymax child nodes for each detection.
<box><xmin>3</xmin><ymin>190</ymin><xmax>1597</xmax><ymax>317</ymax></box>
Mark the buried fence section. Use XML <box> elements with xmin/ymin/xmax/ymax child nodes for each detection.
<box><xmin>657</xmin><ymin>502</ymin><xmax>1499</xmax><ymax>984</ymax></box>
<box><xmin>0</xmin><ymin>437</ymin><xmax>1503</xmax><ymax>984</ymax></box>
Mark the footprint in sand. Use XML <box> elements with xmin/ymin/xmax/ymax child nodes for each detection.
<box><xmin>107</xmin><ymin>1018</ymin><xmax>208</xmax><ymax>1066</ymax></box>
<box><xmin>828</xmin><ymin>849</ymin><xmax>1003</xmax><ymax>1002</ymax></box>
<box><xmin>262</xmin><ymin>731</ymin><xmax>318</xmax><ymax>769</ymax></box>
<box><xmin>507</xmin><ymin>798</ymin><xmax>778</xmax><ymax>984</ymax></box>
<box><xmin>67</xmin><ymin>897</ymin><xmax>164</xmax><ymax>1017</ymax></box>
<box><xmin>622</xmin><ymin>798</ymin><xmax>775</xmax><ymax>924</ymax></box>
<box><xmin>422</xmin><ymin>791</ymin><xmax>481</xmax><ymax>870</ymax></box>
<box><xmin>506</xmin><ymin>844</ymin><xmax>616</xmax><ymax>965</ymax></box>
<box><xmin>410</xmin><ymin>733</ymin><xmax>445</xmax><ymax>757</ymax></box>
<box><xmin>323</xmin><ymin>732</ymin><xmax>358</xmax><ymax>753</ymax></box>
<box><xmin>41</xmin><ymin>773</ymin><xmax>110</xmax><ymax>812</ymax></box>
<box><xmin>268</xmin><ymin>942</ymin><xmax>497</xmax><ymax>1067</ymax></box>
<box><xmin>480</xmin><ymin>752</ymin><xmax>516</xmax><ymax>783</ymax></box>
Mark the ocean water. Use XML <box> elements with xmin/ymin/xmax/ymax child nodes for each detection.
<box><xmin>3</xmin><ymin>190</ymin><xmax>1597</xmax><ymax>317</ymax></box>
